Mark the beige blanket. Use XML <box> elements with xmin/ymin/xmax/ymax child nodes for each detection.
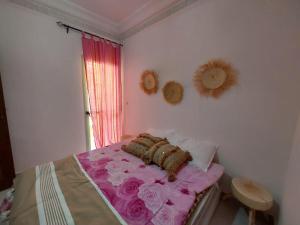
<box><xmin>9</xmin><ymin>156</ymin><xmax>122</xmax><ymax>225</ymax></box>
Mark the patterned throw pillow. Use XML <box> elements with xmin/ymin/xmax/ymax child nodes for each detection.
<box><xmin>138</xmin><ymin>133</ymin><xmax>165</xmax><ymax>143</ymax></box>
<box><xmin>142</xmin><ymin>142</ymin><xmax>192</xmax><ymax>181</ymax></box>
<box><xmin>142</xmin><ymin>140</ymin><xmax>169</xmax><ymax>164</ymax></box>
<box><xmin>162</xmin><ymin>149</ymin><xmax>192</xmax><ymax>181</ymax></box>
<box><xmin>152</xmin><ymin>144</ymin><xmax>178</xmax><ymax>167</ymax></box>
<box><xmin>121</xmin><ymin>133</ymin><xmax>165</xmax><ymax>159</ymax></box>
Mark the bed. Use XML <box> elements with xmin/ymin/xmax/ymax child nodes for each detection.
<box><xmin>8</xmin><ymin>141</ymin><xmax>223</xmax><ymax>225</ymax></box>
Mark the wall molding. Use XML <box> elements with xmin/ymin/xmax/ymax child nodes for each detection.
<box><xmin>8</xmin><ymin>0</ymin><xmax>199</xmax><ymax>41</ymax></box>
<box><xmin>119</xmin><ymin>0</ymin><xmax>199</xmax><ymax>39</ymax></box>
<box><xmin>9</xmin><ymin>0</ymin><xmax>121</xmax><ymax>41</ymax></box>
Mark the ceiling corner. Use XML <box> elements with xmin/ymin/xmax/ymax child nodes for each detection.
<box><xmin>8</xmin><ymin>0</ymin><xmax>199</xmax><ymax>42</ymax></box>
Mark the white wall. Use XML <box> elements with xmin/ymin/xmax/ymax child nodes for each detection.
<box><xmin>124</xmin><ymin>0</ymin><xmax>300</xmax><ymax>201</ymax></box>
<box><xmin>280</xmin><ymin>115</ymin><xmax>300</xmax><ymax>225</ymax></box>
<box><xmin>0</xmin><ymin>2</ymin><xmax>86</xmax><ymax>172</ymax></box>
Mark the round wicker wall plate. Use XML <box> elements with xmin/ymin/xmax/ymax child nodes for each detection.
<box><xmin>163</xmin><ymin>81</ymin><xmax>183</xmax><ymax>105</ymax></box>
<box><xmin>194</xmin><ymin>59</ymin><xmax>237</xmax><ymax>98</ymax></box>
<box><xmin>140</xmin><ymin>70</ymin><xmax>158</xmax><ymax>95</ymax></box>
<box><xmin>202</xmin><ymin>68</ymin><xmax>227</xmax><ymax>89</ymax></box>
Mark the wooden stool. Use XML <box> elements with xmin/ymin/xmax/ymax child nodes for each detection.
<box><xmin>231</xmin><ymin>177</ymin><xmax>273</xmax><ymax>225</ymax></box>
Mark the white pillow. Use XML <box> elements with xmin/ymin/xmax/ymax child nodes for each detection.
<box><xmin>146</xmin><ymin>129</ymin><xmax>217</xmax><ymax>172</ymax></box>
<box><xmin>180</xmin><ymin>138</ymin><xmax>217</xmax><ymax>172</ymax></box>
<box><xmin>146</xmin><ymin>128</ymin><xmax>175</xmax><ymax>139</ymax></box>
<box><xmin>166</xmin><ymin>133</ymin><xmax>189</xmax><ymax>147</ymax></box>
<box><xmin>146</xmin><ymin>129</ymin><xmax>188</xmax><ymax>146</ymax></box>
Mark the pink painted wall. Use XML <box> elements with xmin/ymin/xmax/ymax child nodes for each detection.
<box><xmin>0</xmin><ymin>2</ymin><xmax>86</xmax><ymax>172</ymax></box>
<box><xmin>280</xmin><ymin>115</ymin><xmax>300</xmax><ymax>225</ymax></box>
<box><xmin>123</xmin><ymin>0</ymin><xmax>300</xmax><ymax>202</ymax></box>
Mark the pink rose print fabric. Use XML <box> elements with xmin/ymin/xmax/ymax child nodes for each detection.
<box><xmin>138</xmin><ymin>183</ymin><xmax>167</xmax><ymax>213</ymax></box>
<box><xmin>76</xmin><ymin>142</ymin><xmax>224</xmax><ymax>225</ymax></box>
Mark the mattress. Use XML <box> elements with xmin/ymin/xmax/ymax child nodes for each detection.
<box><xmin>188</xmin><ymin>184</ymin><xmax>221</xmax><ymax>225</ymax></box>
<box><xmin>9</xmin><ymin>142</ymin><xmax>223</xmax><ymax>225</ymax></box>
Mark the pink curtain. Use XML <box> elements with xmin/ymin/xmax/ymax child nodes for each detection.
<box><xmin>82</xmin><ymin>34</ymin><xmax>122</xmax><ymax>148</ymax></box>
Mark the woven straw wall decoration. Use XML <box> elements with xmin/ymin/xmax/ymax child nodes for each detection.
<box><xmin>140</xmin><ymin>70</ymin><xmax>159</xmax><ymax>95</ymax></box>
<box><xmin>194</xmin><ymin>59</ymin><xmax>237</xmax><ymax>98</ymax></box>
<box><xmin>163</xmin><ymin>81</ymin><xmax>184</xmax><ymax>105</ymax></box>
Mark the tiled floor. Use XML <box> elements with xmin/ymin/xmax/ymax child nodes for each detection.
<box><xmin>0</xmin><ymin>190</ymin><xmax>7</xmax><ymax>204</ymax></box>
<box><xmin>209</xmin><ymin>198</ymin><xmax>274</xmax><ymax>225</ymax></box>
<box><xmin>0</xmin><ymin>189</ymin><xmax>10</xmax><ymax>225</ymax></box>
<box><xmin>209</xmin><ymin>198</ymin><xmax>240</xmax><ymax>225</ymax></box>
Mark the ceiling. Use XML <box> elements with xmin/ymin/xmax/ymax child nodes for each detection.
<box><xmin>10</xmin><ymin>0</ymin><xmax>198</xmax><ymax>42</ymax></box>
<box><xmin>68</xmin><ymin>0</ymin><xmax>156</xmax><ymax>24</ymax></box>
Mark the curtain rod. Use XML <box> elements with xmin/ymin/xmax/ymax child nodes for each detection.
<box><xmin>56</xmin><ymin>21</ymin><xmax>123</xmax><ymax>47</ymax></box>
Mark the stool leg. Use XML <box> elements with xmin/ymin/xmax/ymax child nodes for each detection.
<box><xmin>248</xmin><ymin>209</ymin><xmax>256</xmax><ymax>225</ymax></box>
<box><xmin>221</xmin><ymin>192</ymin><xmax>232</xmax><ymax>201</ymax></box>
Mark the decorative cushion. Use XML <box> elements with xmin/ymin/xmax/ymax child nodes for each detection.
<box><xmin>138</xmin><ymin>133</ymin><xmax>165</xmax><ymax>143</ymax></box>
<box><xmin>133</xmin><ymin>137</ymin><xmax>155</xmax><ymax>148</ymax></box>
<box><xmin>144</xmin><ymin>130</ymin><xmax>217</xmax><ymax>172</ymax></box>
<box><xmin>155</xmin><ymin>131</ymin><xmax>217</xmax><ymax>172</ymax></box>
<box><xmin>121</xmin><ymin>140</ymin><xmax>150</xmax><ymax>158</ymax></box>
<box><xmin>142</xmin><ymin>140</ymin><xmax>169</xmax><ymax>164</ymax></box>
<box><xmin>162</xmin><ymin>149</ymin><xmax>192</xmax><ymax>181</ymax></box>
<box><xmin>142</xmin><ymin>142</ymin><xmax>192</xmax><ymax>181</ymax></box>
<box><xmin>121</xmin><ymin>133</ymin><xmax>164</xmax><ymax>159</ymax></box>
<box><xmin>152</xmin><ymin>144</ymin><xmax>179</xmax><ymax>167</ymax></box>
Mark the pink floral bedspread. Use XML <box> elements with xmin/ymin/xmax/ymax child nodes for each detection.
<box><xmin>76</xmin><ymin>142</ymin><xmax>224</xmax><ymax>225</ymax></box>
